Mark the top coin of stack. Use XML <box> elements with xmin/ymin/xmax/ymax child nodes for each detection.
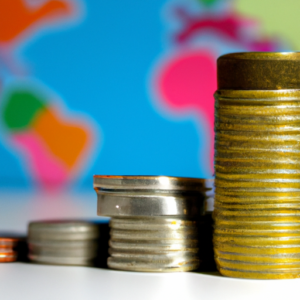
<box><xmin>94</xmin><ymin>175</ymin><xmax>210</xmax><ymax>272</ymax></box>
<box><xmin>28</xmin><ymin>221</ymin><xmax>100</xmax><ymax>266</ymax></box>
<box><xmin>214</xmin><ymin>52</ymin><xmax>300</xmax><ymax>279</ymax></box>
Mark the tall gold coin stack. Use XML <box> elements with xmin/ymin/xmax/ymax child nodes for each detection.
<box><xmin>213</xmin><ymin>52</ymin><xmax>300</xmax><ymax>279</ymax></box>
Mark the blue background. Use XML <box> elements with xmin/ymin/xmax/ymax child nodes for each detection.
<box><xmin>0</xmin><ymin>0</ymin><xmax>208</xmax><ymax>189</ymax></box>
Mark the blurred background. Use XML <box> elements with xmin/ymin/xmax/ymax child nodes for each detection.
<box><xmin>0</xmin><ymin>0</ymin><xmax>295</xmax><ymax>231</ymax></box>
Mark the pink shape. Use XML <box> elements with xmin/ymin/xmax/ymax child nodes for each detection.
<box><xmin>11</xmin><ymin>131</ymin><xmax>68</xmax><ymax>189</ymax></box>
<box><xmin>154</xmin><ymin>49</ymin><xmax>216</xmax><ymax>175</ymax></box>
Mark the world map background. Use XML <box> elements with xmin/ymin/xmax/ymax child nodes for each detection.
<box><xmin>0</xmin><ymin>0</ymin><xmax>296</xmax><ymax>190</ymax></box>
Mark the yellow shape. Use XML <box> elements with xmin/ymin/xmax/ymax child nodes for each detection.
<box><xmin>236</xmin><ymin>0</ymin><xmax>300</xmax><ymax>49</ymax></box>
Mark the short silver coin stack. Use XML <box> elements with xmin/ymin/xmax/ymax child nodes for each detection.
<box><xmin>28</xmin><ymin>221</ymin><xmax>100</xmax><ymax>266</ymax></box>
<box><xmin>94</xmin><ymin>175</ymin><xmax>210</xmax><ymax>272</ymax></box>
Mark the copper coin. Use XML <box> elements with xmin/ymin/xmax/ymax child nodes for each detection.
<box><xmin>0</xmin><ymin>250</ymin><xmax>17</xmax><ymax>262</ymax></box>
<box><xmin>0</xmin><ymin>238</ymin><xmax>19</xmax><ymax>249</ymax></box>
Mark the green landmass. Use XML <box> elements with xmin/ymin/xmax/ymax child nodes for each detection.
<box><xmin>2</xmin><ymin>89</ymin><xmax>46</xmax><ymax>131</ymax></box>
<box><xmin>198</xmin><ymin>0</ymin><xmax>219</xmax><ymax>7</ymax></box>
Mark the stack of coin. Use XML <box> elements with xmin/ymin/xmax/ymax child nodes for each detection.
<box><xmin>28</xmin><ymin>221</ymin><xmax>100</xmax><ymax>266</ymax></box>
<box><xmin>94</xmin><ymin>175</ymin><xmax>210</xmax><ymax>272</ymax></box>
<box><xmin>0</xmin><ymin>238</ymin><xmax>19</xmax><ymax>262</ymax></box>
<box><xmin>214</xmin><ymin>52</ymin><xmax>300</xmax><ymax>279</ymax></box>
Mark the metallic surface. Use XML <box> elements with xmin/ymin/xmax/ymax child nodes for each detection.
<box><xmin>0</xmin><ymin>238</ymin><xmax>19</xmax><ymax>248</ymax></box>
<box><xmin>28</xmin><ymin>221</ymin><xmax>100</xmax><ymax>266</ymax></box>
<box><xmin>94</xmin><ymin>175</ymin><xmax>208</xmax><ymax>192</ymax></box>
<box><xmin>96</xmin><ymin>191</ymin><xmax>204</xmax><ymax>217</ymax></box>
<box><xmin>0</xmin><ymin>237</ymin><xmax>19</xmax><ymax>263</ymax></box>
<box><xmin>107</xmin><ymin>217</ymin><xmax>199</xmax><ymax>272</ymax></box>
<box><xmin>28</xmin><ymin>240</ymin><xmax>98</xmax><ymax>248</ymax></box>
<box><xmin>28</xmin><ymin>221</ymin><xmax>100</xmax><ymax>240</ymax></box>
<box><xmin>28</xmin><ymin>254</ymin><xmax>94</xmax><ymax>266</ymax></box>
<box><xmin>214</xmin><ymin>63</ymin><xmax>300</xmax><ymax>280</ymax></box>
<box><xmin>29</xmin><ymin>246</ymin><xmax>97</xmax><ymax>258</ymax></box>
<box><xmin>94</xmin><ymin>175</ymin><xmax>208</xmax><ymax>272</ymax></box>
<box><xmin>217</xmin><ymin>52</ymin><xmax>300</xmax><ymax>90</ymax></box>
<box><xmin>0</xmin><ymin>251</ymin><xmax>17</xmax><ymax>262</ymax></box>
<box><xmin>28</xmin><ymin>241</ymin><xmax>98</xmax><ymax>257</ymax></box>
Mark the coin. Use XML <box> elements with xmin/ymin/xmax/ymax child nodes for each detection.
<box><xmin>28</xmin><ymin>221</ymin><xmax>100</xmax><ymax>241</ymax></box>
<box><xmin>0</xmin><ymin>250</ymin><xmax>17</xmax><ymax>262</ymax></box>
<box><xmin>94</xmin><ymin>175</ymin><xmax>208</xmax><ymax>192</ymax></box>
<box><xmin>28</xmin><ymin>254</ymin><xmax>95</xmax><ymax>266</ymax></box>
<box><xmin>0</xmin><ymin>238</ymin><xmax>19</xmax><ymax>248</ymax></box>
<box><xmin>94</xmin><ymin>176</ymin><xmax>211</xmax><ymax>272</ymax></box>
<box><xmin>28</xmin><ymin>221</ymin><xmax>101</xmax><ymax>266</ymax></box>
<box><xmin>0</xmin><ymin>237</ymin><xmax>20</xmax><ymax>263</ymax></box>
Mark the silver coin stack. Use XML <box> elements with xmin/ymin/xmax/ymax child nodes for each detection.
<box><xmin>28</xmin><ymin>221</ymin><xmax>100</xmax><ymax>266</ymax></box>
<box><xmin>94</xmin><ymin>175</ymin><xmax>210</xmax><ymax>272</ymax></box>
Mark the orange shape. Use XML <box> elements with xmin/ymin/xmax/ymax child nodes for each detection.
<box><xmin>0</xmin><ymin>0</ymin><xmax>73</xmax><ymax>43</ymax></box>
<box><xmin>32</xmin><ymin>107</ymin><xmax>90</xmax><ymax>170</ymax></box>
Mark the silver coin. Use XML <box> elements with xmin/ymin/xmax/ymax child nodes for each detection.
<box><xmin>28</xmin><ymin>239</ymin><xmax>98</xmax><ymax>248</ymax></box>
<box><xmin>28</xmin><ymin>240</ymin><xmax>98</xmax><ymax>258</ymax></box>
<box><xmin>109</xmin><ymin>216</ymin><xmax>197</xmax><ymax>230</ymax></box>
<box><xmin>109</xmin><ymin>249</ymin><xmax>198</xmax><ymax>260</ymax></box>
<box><xmin>28</xmin><ymin>221</ymin><xmax>100</xmax><ymax>240</ymax></box>
<box><xmin>94</xmin><ymin>175</ymin><xmax>210</xmax><ymax>192</ymax></box>
<box><xmin>109</xmin><ymin>239</ymin><xmax>198</xmax><ymax>252</ymax></box>
<box><xmin>29</xmin><ymin>254</ymin><xmax>95</xmax><ymax>266</ymax></box>
<box><xmin>110</xmin><ymin>228</ymin><xmax>198</xmax><ymax>240</ymax></box>
<box><xmin>107</xmin><ymin>216</ymin><xmax>199</xmax><ymax>272</ymax></box>
<box><xmin>94</xmin><ymin>175</ymin><xmax>208</xmax><ymax>272</ymax></box>
<box><xmin>29</xmin><ymin>244</ymin><xmax>98</xmax><ymax>258</ymax></box>
<box><xmin>107</xmin><ymin>257</ymin><xmax>199</xmax><ymax>272</ymax></box>
<box><xmin>96</xmin><ymin>191</ymin><xmax>204</xmax><ymax>217</ymax></box>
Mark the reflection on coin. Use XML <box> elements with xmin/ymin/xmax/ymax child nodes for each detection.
<box><xmin>0</xmin><ymin>251</ymin><xmax>17</xmax><ymax>262</ymax></box>
<box><xmin>0</xmin><ymin>237</ymin><xmax>20</xmax><ymax>263</ymax></box>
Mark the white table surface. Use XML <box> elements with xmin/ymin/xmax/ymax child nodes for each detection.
<box><xmin>0</xmin><ymin>263</ymin><xmax>298</xmax><ymax>300</ymax></box>
<box><xmin>0</xmin><ymin>192</ymin><xmax>298</xmax><ymax>300</ymax></box>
